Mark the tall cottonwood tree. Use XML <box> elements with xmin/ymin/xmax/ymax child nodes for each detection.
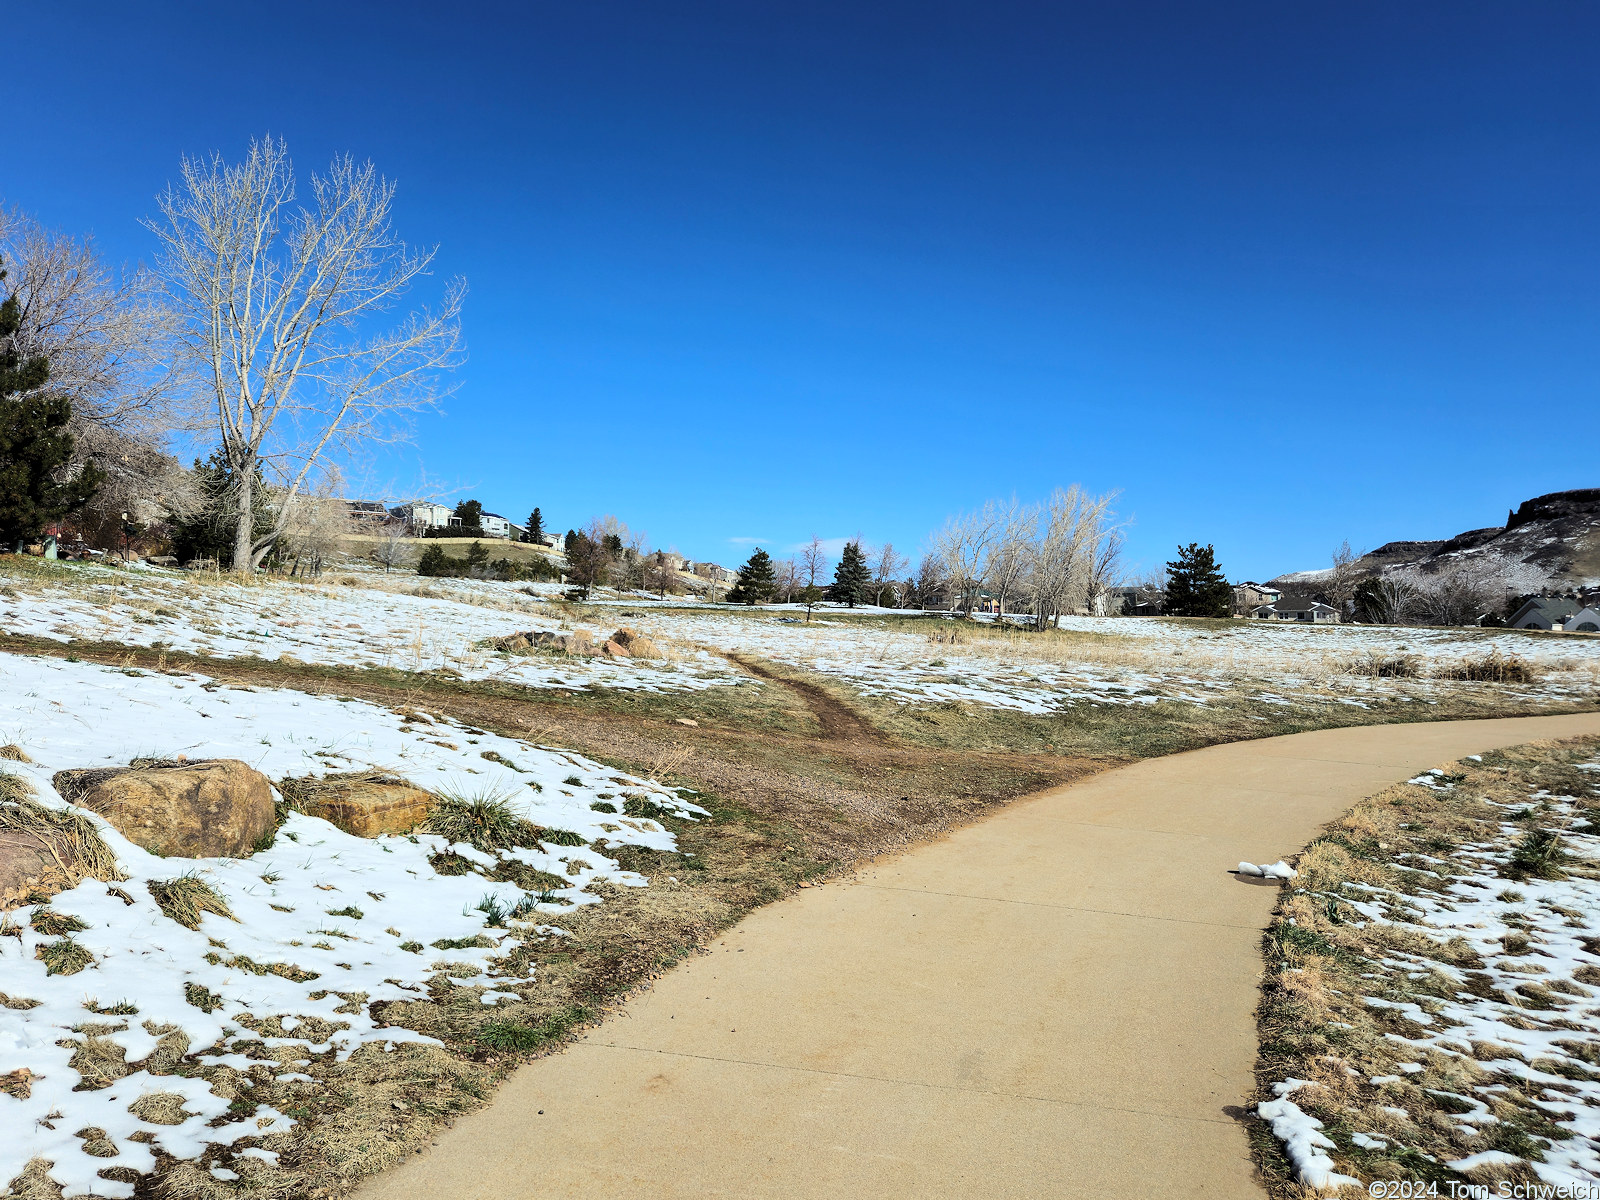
<box><xmin>147</xmin><ymin>136</ymin><xmax>464</xmax><ymax>573</ymax></box>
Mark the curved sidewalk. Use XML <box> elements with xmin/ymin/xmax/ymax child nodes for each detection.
<box><xmin>361</xmin><ymin>713</ymin><xmax>1600</xmax><ymax>1200</ymax></box>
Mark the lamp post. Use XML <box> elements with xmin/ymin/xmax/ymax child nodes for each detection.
<box><xmin>120</xmin><ymin>512</ymin><xmax>130</xmax><ymax>561</ymax></box>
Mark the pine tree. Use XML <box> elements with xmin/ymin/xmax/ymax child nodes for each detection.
<box><xmin>0</xmin><ymin>258</ymin><xmax>102</xmax><ymax>548</ymax></box>
<box><xmin>524</xmin><ymin>507</ymin><xmax>544</xmax><ymax>544</ymax></box>
<box><xmin>727</xmin><ymin>548</ymin><xmax>777</xmax><ymax>605</ymax></box>
<box><xmin>170</xmin><ymin>451</ymin><xmax>275</xmax><ymax>566</ymax></box>
<box><xmin>1163</xmin><ymin>543</ymin><xmax>1233</xmax><ymax>618</ymax></box>
<box><xmin>453</xmin><ymin>499</ymin><xmax>484</xmax><ymax>535</ymax></box>
<box><xmin>827</xmin><ymin>540</ymin><xmax>871</xmax><ymax>607</ymax></box>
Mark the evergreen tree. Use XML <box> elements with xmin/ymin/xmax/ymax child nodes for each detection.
<box><xmin>453</xmin><ymin>499</ymin><xmax>484</xmax><ymax>535</ymax></box>
<box><xmin>826</xmin><ymin>540</ymin><xmax>872</xmax><ymax>607</ymax></box>
<box><xmin>1163</xmin><ymin>543</ymin><xmax>1233</xmax><ymax>617</ymax></box>
<box><xmin>727</xmin><ymin>548</ymin><xmax>777</xmax><ymax>605</ymax></box>
<box><xmin>0</xmin><ymin>258</ymin><xmax>102</xmax><ymax>547</ymax></box>
<box><xmin>524</xmin><ymin>507</ymin><xmax>544</xmax><ymax>544</ymax></box>
<box><xmin>417</xmin><ymin>544</ymin><xmax>452</xmax><ymax>577</ymax></box>
<box><xmin>169</xmin><ymin>451</ymin><xmax>276</xmax><ymax>566</ymax></box>
<box><xmin>465</xmin><ymin>540</ymin><xmax>490</xmax><ymax>569</ymax></box>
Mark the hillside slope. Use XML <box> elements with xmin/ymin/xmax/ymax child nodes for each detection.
<box><xmin>1273</xmin><ymin>488</ymin><xmax>1600</xmax><ymax>592</ymax></box>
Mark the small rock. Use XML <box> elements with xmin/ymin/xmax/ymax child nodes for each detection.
<box><xmin>673</xmin><ymin>718</ymin><xmax>699</xmax><ymax>727</ymax></box>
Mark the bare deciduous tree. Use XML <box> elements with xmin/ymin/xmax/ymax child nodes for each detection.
<box><xmin>1028</xmin><ymin>486</ymin><xmax>1113</xmax><ymax>629</ymax></box>
<box><xmin>1322</xmin><ymin>539</ymin><xmax>1366</xmax><ymax>615</ymax></box>
<box><xmin>372</xmin><ymin>518</ymin><xmax>415</xmax><ymax>574</ymax></box>
<box><xmin>0</xmin><ymin>207</ymin><xmax>193</xmax><ymax>534</ymax></box>
<box><xmin>1086</xmin><ymin>522</ymin><xmax>1126</xmax><ymax>616</ymax></box>
<box><xmin>799</xmin><ymin>536</ymin><xmax>829</xmax><ymax>623</ymax></box>
<box><xmin>985</xmin><ymin>497</ymin><xmax>1033</xmax><ymax>620</ymax></box>
<box><xmin>913</xmin><ymin>553</ymin><xmax>947</xmax><ymax>611</ymax></box>
<box><xmin>146</xmin><ymin>136</ymin><xmax>465</xmax><ymax>572</ymax></box>
<box><xmin>775</xmin><ymin>556</ymin><xmax>800</xmax><ymax>604</ymax></box>
<box><xmin>931</xmin><ymin>506</ymin><xmax>996</xmax><ymax>614</ymax></box>
<box><xmin>281</xmin><ymin>481</ymin><xmax>353</xmax><ymax>578</ymax></box>
<box><xmin>869</xmin><ymin>541</ymin><xmax>909</xmax><ymax>608</ymax></box>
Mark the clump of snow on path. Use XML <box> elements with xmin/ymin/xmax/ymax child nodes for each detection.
<box><xmin>0</xmin><ymin>653</ymin><xmax>701</xmax><ymax>1196</ymax></box>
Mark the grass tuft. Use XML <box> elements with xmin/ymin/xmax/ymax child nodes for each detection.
<box><xmin>0</xmin><ymin>784</ymin><xmax>125</xmax><ymax>905</ymax></box>
<box><xmin>36</xmin><ymin>937</ymin><xmax>93</xmax><ymax>975</ymax></box>
<box><xmin>148</xmin><ymin>874</ymin><xmax>235</xmax><ymax>930</ymax></box>
<box><xmin>29</xmin><ymin>908</ymin><xmax>90</xmax><ymax>936</ymax></box>
<box><xmin>421</xmin><ymin>792</ymin><xmax>544</xmax><ymax>852</ymax></box>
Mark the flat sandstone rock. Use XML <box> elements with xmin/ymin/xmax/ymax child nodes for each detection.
<box><xmin>53</xmin><ymin>759</ymin><xmax>274</xmax><ymax>859</ymax></box>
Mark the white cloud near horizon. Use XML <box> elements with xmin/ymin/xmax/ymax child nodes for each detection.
<box><xmin>726</xmin><ymin>535</ymin><xmax>772</xmax><ymax>545</ymax></box>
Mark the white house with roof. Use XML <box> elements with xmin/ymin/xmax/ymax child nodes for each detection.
<box><xmin>397</xmin><ymin>501</ymin><xmax>452</xmax><ymax>532</ymax></box>
<box><xmin>1251</xmin><ymin>595</ymin><xmax>1340</xmax><ymax>623</ymax></box>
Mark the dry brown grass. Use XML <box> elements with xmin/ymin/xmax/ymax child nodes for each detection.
<box><xmin>1251</xmin><ymin>736</ymin><xmax>1600</xmax><ymax>1196</ymax></box>
<box><xmin>147</xmin><ymin>874</ymin><xmax>235</xmax><ymax>930</ymax></box>
<box><xmin>1436</xmin><ymin>649</ymin><xmax>1539</xmax><ymax>684</ymax></box>
<box><xmin>0</xmin><ymin>780</ymin><xmax>125</xmax><ymax>909</ymax></box>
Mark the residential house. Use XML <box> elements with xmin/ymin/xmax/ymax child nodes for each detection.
<box><xmin>1232</xmin><ymin>582</ymin><xmax>1281</xmax><ymax>614</ymax></box>
<box><xmin>396</xmin><ymin>501</ymin><xmax>452</xmax><ymax>532</ymax></box>
<box><xmin>1108</xmin><ymin>585</ymin><xmax>1162</xmax><ymax>616</ymax></box>
<box><xmin>692</xmin><ymin>561</ymin><xmax>736</xmax><ymax>584</ymax></box>
<box><xmin>1563</xmin><ymin>607</ymin><xmax>1600</xmax><ymax>633</ymax></box>
<box><xmin>1251</xmin><ymin>595</ymin><xmax>1340</xmax><ymax>623</ymax></box>
<box><xmin>1506</xmin><ymin>597</ymin><xmax>1581</xmax><ymax>631</ymax></box>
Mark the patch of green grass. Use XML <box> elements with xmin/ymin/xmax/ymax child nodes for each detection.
<box><xmin>326</xmin><ymin>905</ymin><xmax>364</xmax><ymax>920</ymax></box>
<box><xmin>30</xmin><ymin>908</ymin><xmax>90</xmax><ymax>937</ymax></box>
<box><xmin>1506</xmin><ymin>828</ymin><xmax>1568</xmax><ymax>880</ymax></box>
<box><xmin>622</xmin><ymin>795</ymin><xmax>673</xmax><ymax>821</ymax></box>
<box><xmin>184</xmin><ymin>982</ymin><xmax>223</xmax><ymax>1013</ymax></box>
<box><xmin>36</xmin><ymin>937</ymin><xmax>93</xmax><ymax>975</ymax></box>
<box><xmin>539</xmin><ymin>827</ymin><xmax>586</xmax><ymax>846</ymax></box>
<box><xmin>473</xmin><ymin>1005</ymin><xmax>592</xmax><ymax>1054</ymax></box>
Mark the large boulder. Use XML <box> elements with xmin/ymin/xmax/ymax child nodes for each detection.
<box><xmin>53</xmin><ymin>759</ymin><xmax>274</xmax><ymax>859</ymax></box>
<box><xmin>279</xmin><ymin>772</ymin><xmax>435</xmax><ymax>838</ymax></box>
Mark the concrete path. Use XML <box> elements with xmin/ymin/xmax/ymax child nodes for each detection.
<box><xmin>361</xmin><ymin>713</ymin><xmax>1600</xmax><ymax>1200</ymax></box>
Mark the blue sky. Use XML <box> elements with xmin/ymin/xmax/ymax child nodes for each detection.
<box><xmin>5</xmin><ymin>2</ymin><xmax>1595</xmax><ymax>580</ymax></box>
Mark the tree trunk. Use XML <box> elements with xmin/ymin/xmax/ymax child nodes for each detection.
<box><xmin>233</xmin><ymin>464</ymin><xmax>254</xmax><ymax>575</ymax></box>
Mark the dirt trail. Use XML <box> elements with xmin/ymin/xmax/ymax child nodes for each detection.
<box><xmin>725</xmin><ymin>651</ymin><xmax>889</xmax><ymax>744</ymax></box>
<box><xmin>356</xmin><ymin>712</ymin><xmax>1600</xmax><ymax>1200</ymax></box>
